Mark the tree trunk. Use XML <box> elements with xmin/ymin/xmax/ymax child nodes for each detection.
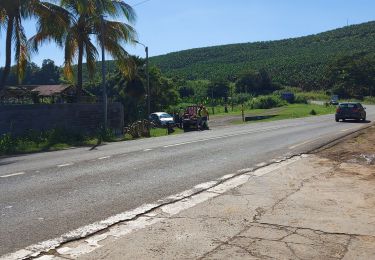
<box><xmin>76</xmin><ymin>41</ymin><xmax>84</xmax><ymax>102</ymax></box>
<box><xmin>0</xmin><ymin>16</ymin><xmax>14</xmax><ymax>91</ymax></box>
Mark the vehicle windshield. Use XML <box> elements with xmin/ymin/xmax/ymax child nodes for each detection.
<box><xmin>159</xmin><ymin>113</ymin><xmax>172</xmax><ymax>119</ymax></box>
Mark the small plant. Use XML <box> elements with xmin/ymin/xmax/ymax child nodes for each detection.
<box><xmin>0</xmin><ymin>133</ymin><xmax>16</xmax><ymax>154</ymax></box>
<box><xmin>248</xmin><ymin>95</ymin><xmax>287</xmax><ymax>109</ymax></box>
<box><xmin>294</xmin><ymin>95</ymin><xmax>308</xmax><ymax>104</ymax></box>
<box><xmin>310</xmin><ymin>109</ymin><xmax>317</xmax><ymax>115</ymax></box>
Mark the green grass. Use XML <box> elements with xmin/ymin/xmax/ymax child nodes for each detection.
<box><xmin>150</xmin><ymin>127</ymin><xmax>184</xmax><ymax>137</ymax></box>
<box><xmin>231</xmin><ymin>104</ymin><xmax>336</xmax><ymax>124</ymax></box>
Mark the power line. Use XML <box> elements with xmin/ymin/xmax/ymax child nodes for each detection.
<box><xmin>132</xmin><ymin>0</ymin><xmax>152</xmax><ymax>7</ymax></box>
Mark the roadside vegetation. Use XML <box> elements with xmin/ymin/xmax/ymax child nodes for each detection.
<box><xmin>0</xmin><ymin>126</ymin><xmax>183</xmax><ymax>156</ymax></box>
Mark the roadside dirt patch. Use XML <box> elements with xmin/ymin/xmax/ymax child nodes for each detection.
<box><xmin>319</xmin><ymin>126</ymin><xmax>375</xmax><ymax>165</ymax></box>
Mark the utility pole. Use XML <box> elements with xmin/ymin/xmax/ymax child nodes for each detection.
<box><xmin>146</xmin><ymin>46</ymin><xmax>150</xmax><ymax>115</ymax></box>
<box><xmin>100</xmin><ymin>15</ymin><xmax>108</xmax><ymax>129</ymax></box>
<box><xmin>135</xmin><ymin>41</ymin><xmax>150</xmax><ymax>115</ymax></box>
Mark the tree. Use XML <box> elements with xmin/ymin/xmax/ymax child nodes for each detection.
<box><xmin>235</xmin><ymin>69</ymin><xmax>277</xmax><ymax>96</ymax></box>
<box><xmin>37</xmin><ymin>59</ymin><xmax>61</xmax><ymax>84</ymax></box>
<box><xmin>179</xmin><ymin>86</ymin><xmax>195</xmax><ymax>98</ymax></box>
<box><xmin>324</xmin><ymin>53</ymin><xmax>375</xmax><ymax>98</ymax></box>
<box><xmin>0</xmin><ymin>0</ymin><xmax>68</xmax><ymax>90</ymax></box>
<box><xmin>30</xmin><ymin>0</ymin><xmax>137</xmax><ymax>101</ymax></box>
<box><xmin>207</xmin><ymin>81</ymin><xmax>229</xmax><ymax>100</ymax></box>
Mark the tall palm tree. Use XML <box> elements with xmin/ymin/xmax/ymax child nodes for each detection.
<box><xmin>31</xmin><ymin>0</ymin><xmax>137</xmax><ymax>101</ymax></box>
<box><xmin>0</xmin><ymin>0</ymin><xmax>68</xmax><ymax>91</ymax></box>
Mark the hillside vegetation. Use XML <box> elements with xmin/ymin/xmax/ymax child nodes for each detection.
<box><xmin>150</xmin><ymin>21</ymin><xmax>375</xmax><ymax>90</ymax></box>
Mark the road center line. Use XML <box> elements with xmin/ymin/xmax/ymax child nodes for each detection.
<box><xmin>163</xmin><ymin>124</ymin><xmax>301</xmax><ymax>149</ymax></box>
<box><xmin>57</xmin><ymin>163</ymin><xmax>73</xmax><ymax>168</ymax></box>
<box><xmin>0</xmin><ymin>172</ymin><xmax>26</xmax><ymax>178</ymax></box>
<box><xmin>98</xmin><ymin>156</ymin><xmax>111</xmax><ymax>160</ymax></box>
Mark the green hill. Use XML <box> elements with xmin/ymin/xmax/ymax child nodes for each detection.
<box><xmin>150</xmin><ymin>21</ymin><xmax>375</xmax><ymax>89</ymax></box>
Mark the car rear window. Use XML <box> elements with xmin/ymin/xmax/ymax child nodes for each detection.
<box><xmin>160</xmin><ymin>113</ymin><xmax>171</xmax><ymax>118</ymax></box>
<box><xmin>340</xmin><ymin>103</ymin><xmax>357</xmax><ymax>108</ymax></box>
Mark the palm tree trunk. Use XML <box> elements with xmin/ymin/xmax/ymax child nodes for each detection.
<box><xmin>0</xmin><ymin>16</ymin><xmax>14</xmax><ymax>90</ymax></box>
<box><xmin>76</xmin><ymin>41</ymin><xmax>83</xmax><ymax>102</ymax></box>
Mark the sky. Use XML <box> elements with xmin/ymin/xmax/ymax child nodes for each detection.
<box><xmin>0</xmin><ymin>0</ymin><xmax>375</xmax><ymax>67</ymax></box>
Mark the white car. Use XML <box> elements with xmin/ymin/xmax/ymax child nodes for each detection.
<box><xmin>149</xmin><ymin>112</ymin><xmax>175</xmax><ymax>127</ymax></box>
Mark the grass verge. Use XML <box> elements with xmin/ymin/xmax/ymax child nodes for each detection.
<box><xmin>230</xmin><ymin>104</ymin><xmax>336</xmax><ymax>124</ymax></box>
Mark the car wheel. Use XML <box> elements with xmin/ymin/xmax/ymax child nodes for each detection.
<box><xmin>335</xmin><ymin>117</ymin><xmax>339</xmax><ymax>122</ymax></box>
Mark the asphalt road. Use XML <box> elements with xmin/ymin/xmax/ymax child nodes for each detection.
<box><xmin>1</xmin><ymin>106</ymin><xmax>374</xmax><ymax>256</ymax></box>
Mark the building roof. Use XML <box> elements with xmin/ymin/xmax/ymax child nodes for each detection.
<box><xmin>31</xmin><ymin>85</ymin><xmax>73</xmax><ymax>96</ymax></box>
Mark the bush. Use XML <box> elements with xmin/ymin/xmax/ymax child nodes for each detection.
<box><xmin>294</xmin><ymin>95</ymin><xmax>308</xmax><ymax>104</ymax></box>
<box><xmin>231</xmin><ymin>93</ymin><xmax>253</xmax><ymax>105</ymax></box>
<box><xmin>0</xmin><ymin>129</ymin><xmax>100</xmax><ymax>155</ymax></box>
<box><xmin>0</xmin><ymin>134</ymin><xmax>16</xmax><ymax>154</ymax></box>
<box><xmin>364</xmin><ymin>96</ymin><xmax>375</xmax><ymax>104</ymax></box>
<box><xmin>247</xmin><ymin>95</ymin><xmax>287</xmax><ymax>109</ymax></box>
<box><xmin>310</xmin><ymin>109</ymin><xmax>317</xmax><ymax>115</ymax></box>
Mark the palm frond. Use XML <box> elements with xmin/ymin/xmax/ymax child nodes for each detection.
<box><xmin>63</xmin><ymin>31</ymin><xmax>78</xmax><ymax>81</ymax></box>
<box><xmin>110</xmin><ymin>0</ymin><xmax>136</xmax><ymax>23</ymax></box>
<box><xmin>84</xmin><ymin>37</ymin><xmax>99</xmax><ymax>77</ymax></box>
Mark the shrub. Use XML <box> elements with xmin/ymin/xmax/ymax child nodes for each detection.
<box><xmin>0</xmin><ymin>134</ymin><xmax>16</xmax><ymax>154</ymax></box>
<box><xmin>310</xmin><ymin>109</ymin><xmax>317</xmax><ymax>115</ymax></box>
<box><xmin>247</xmin><ymin>95</ymin><xmax>287</xmax><ymax>109</ymax></box>
<box><xmin>364</xmin><ymin>96</ymin><xmax>375</xmax><ymax>104</ymax></box>
<box><xmin>294</xmin><ymin>95</ymin><xmax>308</xmax><ymax>104</ymax></box>
<box><xmin>231</xmin><ymin>93</ymin><xmax>253</xmax><ymax>105</ymax></box>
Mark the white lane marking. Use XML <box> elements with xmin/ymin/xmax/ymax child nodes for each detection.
<box><xmin>143</xmin><ymin>149</ymin><xmax>152</xmax><ymax>151</ymax></box>
<box><xmin>0</xmin><ymin>172</ymin><xmax>26</xmax><ymax>178</ymax></box>
<box><xmin>98</xmin><ymin>156</ymin><xmax>111</xmax><ymax>160</ymax></box>
<box><xmin>340</xmin><ymin>128</ymin><xmax>352</xmax><ymax>132</ymax></box>
<box><xmin>57</xmin><ymin>163</ymin><xmax>73</xmax><ymax>168</ymax></box>
<box><xmin>162</xmin><ymin>124</ymin><xmax>298</xmax><ymax>149</ymax></box>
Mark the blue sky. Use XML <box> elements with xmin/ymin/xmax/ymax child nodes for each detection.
<box><xmin>0</xmin><ymin>0</ymin><xmax>374</xmax><ymax>66</ymax></box>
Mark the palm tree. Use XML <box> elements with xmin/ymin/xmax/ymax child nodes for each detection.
<box><xmin>0</xmin><ymin>0</ymin><xmax>68</xmax><ymax>91</ymax></box>
<box><xmin>31</xmin><ymin>0</ymin><xmax>137</xmax><ymax>101</ymax></box>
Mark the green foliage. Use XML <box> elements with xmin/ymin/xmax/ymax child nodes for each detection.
<box><xmin>324</xmin><ymin>53</ymin><xmax>375</xmax><ymax>98</ymax></box>
<box><xmin>207</xmin><ymin>81</ymin><xmax>230</xmax><ymax>100</ymax></box>
<box><xmin>310</xmin><ymin>109</ymin><xmax>317</xmax><ymax>115</ymax></box>
<box><xmin>231</xmin><ymin>93</ymin><xmax>253</xmax><ymax>105</ymax></box>
<box><xmin>0</xmin><ymin>60</ymin><xmax>62</xmax><ymax>85</ymax></box>
<box><xmin>85</xmin><ymin>60</ymin><xmax>179</xmax><ymax>124</ymax></box>
<box><xmin>0</xmin><ymin>133</ymin><xmax>16</xmax><ymax>154</ymax></box>
<box><xmin>293</xmin><ymin>94</ymin><xmax>308</xmax><ymax>104</ymax></box>
<box><xmin>247</xmin><ymin>95</ymin><xmax>287</xmax><ymax>109</ymax></box>
<box><xmin>364</xmin><ymin>96</ymin><xmax>375</xmax><ymax>104</ymax></box>
<box><xmin>0</xmin><ymin>129</ymin><xmax>98</xmax><ymax>155</ymax></box>
<box><xmin>235</xmin><ymin>69</ymin><xmax>278</xmax><ymax>95</ymax></box>
<box><xmin>149</xmin><ymin>21</ymin><xmax>375</xmax><ymax>91</ymax></box>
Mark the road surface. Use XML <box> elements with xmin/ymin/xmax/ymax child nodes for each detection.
<box><xmin>1</xmin><ymin>106</ymin><xmax>374</xmax><ymax>256</ymax></box>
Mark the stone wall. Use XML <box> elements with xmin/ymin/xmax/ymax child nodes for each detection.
<box><xmin>0</xmin><ymin>103</ymin><xmax>124</xmax><ymax>135</ymax></box>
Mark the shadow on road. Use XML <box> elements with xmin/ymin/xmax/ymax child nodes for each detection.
<box><xmin>339</xmin><ymin>120</ymin><xmax>372</xmax><ymax>124</ymax></box>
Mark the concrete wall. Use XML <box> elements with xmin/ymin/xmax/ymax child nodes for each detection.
<box><xmin>0</xmin><ymin>103</ymin><xmax>124</xmax><ymax>136</ymax></box>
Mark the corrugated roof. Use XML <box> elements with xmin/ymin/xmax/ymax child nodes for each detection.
<box><xmin>31</xmin><ymin>85</ymin><xmax>72</xmax><ymax>96</ymax></box>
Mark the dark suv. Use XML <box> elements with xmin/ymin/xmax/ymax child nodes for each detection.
<box><xmin>335</xmin><ymin>103</ymin><xmax>366</xmax><ymax>122</ymax></box>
